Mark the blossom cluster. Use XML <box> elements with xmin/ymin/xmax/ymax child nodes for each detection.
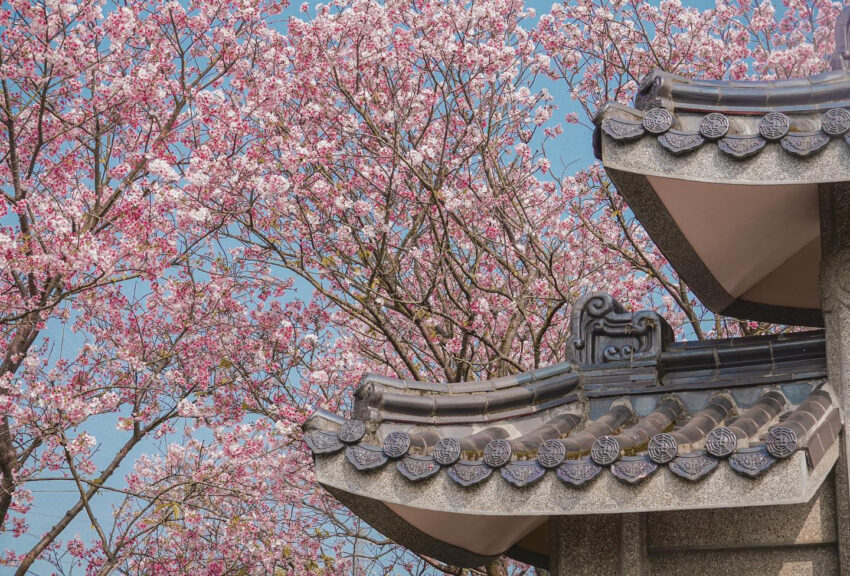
<box><xmin>0</xmin><ymin>0</ymin><xmax>836</xmax><ymax>573</ymax></box>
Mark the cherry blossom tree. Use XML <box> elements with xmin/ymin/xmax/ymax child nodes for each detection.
<box><xmin>230</xmin><ymin>0</ymin><xmax>646</xmax><ymax>389</ymax></box>
<box><xmin>0</xmin><ymin>1</ymin><xmax>340</xmax><ymax>574</ymax></box>
<box><xmin>221</xmin><ymin>0</ymin><xmax>838</xmax><ymax>572</ymax></box>
<box><xmin>0</xmin><ymin>0</ymin><xmax>841</xmax><ymax>574</ymax></box>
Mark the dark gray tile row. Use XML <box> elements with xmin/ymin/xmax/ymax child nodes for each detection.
<box><xmin>634</xmin><ymin>52</ymin><xmax>850</xmax><ymax>114</ymax></box>
<box><xmin>601</xmin><ymin>108</ymin><xmax>850</xmax><ymax>160</ymax></box>
<box><xmin>352</xmin><ymin>295</ymin><xmax>828</xmax><ymax>431</ymax></box>
<box><xmin>589</xmin><ymin>398</ymin><xmax>683</xmax><ymax>466</ymax></box>
<box><xmin>304</xmin><ymin>386</ymin><xmax>841</xmax><ymax>488</ymax></box>
<box><xmin>648</xmin><ymin>396</ymin><xmax>732</xmax><ymax>464</ymax></box>
<box><xmin>353</xmin><ymin>362</ymin><xmax>580</xmax><ymax>425</ymax></box>
<box><xmin>705</xmin><ymin>391</ymin><xmax>786</xmax><ymax>457</ymax></box>
<box><xmin>538</xmin><ymin>405</ymin><xmax>634</xmax><ymax>466</ymax></box>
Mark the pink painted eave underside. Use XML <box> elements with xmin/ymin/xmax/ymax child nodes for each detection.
<box><xmin>384</xmin><ymin>501</ymin><xmax>546</xmax><ymax>556</ymax></box>
<box><xmin>646</xmin><ymin>176</ymin><xmax>821</xmax><ymax>310</ymax></box>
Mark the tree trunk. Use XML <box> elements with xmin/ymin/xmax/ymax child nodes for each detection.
<box><xmin>485</xmin><ymin>556</ymin><xmax>509</xmax><ymax>576</ymax></box>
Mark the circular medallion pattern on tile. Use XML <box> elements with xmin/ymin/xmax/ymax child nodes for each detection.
<box><xmin>705</xmin><ymin>427</ymin><xmax>737</xmax><ymax>457</ymax></box>
<box><xmin>765</xmin><ymin>426</ymin><xmax>798</xmax><ymax>458</ymax></box>
<box><xmin>433</xmin><ymin>437</ymin><xmax>461</xmax><ymax>466</ymax></box>
<box><xmin>758</xmin><ymin>112</ymin><xmax>791</xmax><ymax>140</ymax></box>
<box><xmin>699</xmin><ymin>113</ymin><xmax>730</xmax><ymax>140</ymax></box>
<box><xmin>338</xmin><ymin>419</ymin><xmax>366</xmax><ymax>443</ymax></box>
<box><xmin>537</xmin><ymin>439</ymin><xmax>567</xmax><ymax>468</ymax></box>
<box><xmin>822</xmin><ymin>108</ymin><xmax>850</xmax><ymax>136</ymax></box>
<box><xmin>642</xmin><ymin>108</ymin><xmax>674</xmax><ymax>134</ymax></box>
<box><xmin>590</xmin><ymin>436</ymin><xmax>621</xmax><ymax>465</ymax></box>
<box><xmin>647</xmin><ymin>433</ymin><xmax>678</xmax><ymax>464</ymax></box>
<box><xmin>483</xmin><ymin>439</ymin><xmax>512</xmax><ymax>468</ymax></box>
<box><xmin>382</xmin><ymin>431</ymin><xmax>411</xmax><ymax>458</ymax></box>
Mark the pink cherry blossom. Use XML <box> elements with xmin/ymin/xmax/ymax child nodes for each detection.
<box><xmin>0</xmin><ymin>0</ymin><xmax>835</xmax><ymax>574</ymax></box>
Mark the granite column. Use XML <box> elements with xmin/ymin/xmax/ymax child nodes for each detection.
<box><xmin>819</xmin><ymin>182</ymin><xmax>850</xmax><ymax>572</ymax></box>
<box><xmin>551</xmin><ymin>513</ymin><xmax>646</xmax><ymax>576</ymax></box>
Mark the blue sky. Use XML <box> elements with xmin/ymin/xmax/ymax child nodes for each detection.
<box><xmin>5</xmin><ymin>0</ymin><xmax>718</xmax><ymax>573</ymax></box>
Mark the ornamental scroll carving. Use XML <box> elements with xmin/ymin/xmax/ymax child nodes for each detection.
<box><xmin>570</xmin><ymin>292</ymin><xmax>673</xmax><ymax>365</ymax></box>
<box><xmin>635</xmin><ymin>72</ymin><xmax>663</xmax><ymax>111</ymax></box>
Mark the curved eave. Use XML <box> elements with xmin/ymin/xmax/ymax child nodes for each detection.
<box><xmin>315</xmin><ymin>440</ymin><xmax>836</xmax><ymax>516</ymax></box>
<box><xmin>306</xmin><ymin>378</ymin><xmax>841</xmax><ymax>565</ymax></box>
<box><xmin>312</xmin><ymin>438</ymin><xmax>837</xmax><ymax>566</ymax></box>
<box><xmin>306</xmin><ymin>310</ymin><xmax>839</xmax><ymax>567</ymax></box>
<box><xmin>603</xmin><ymin>165</ymin><xmax>826</xmax><ymax>327</ymax></box>
<box><xmin>594</xmin><ymin>9</ymin><xmax>850</xmax><ymax>323</ymax></box>
<box><xmin>594</xmin><ymin>103</ymin><xmax>850</xmax><ymax>325</ymax></box>
<box><xmin>595</xmin><ymin>103</ymin><xmax>850</xmax><ymax>186</ymax></box>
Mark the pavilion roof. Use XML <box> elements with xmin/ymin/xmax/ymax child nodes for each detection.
<box><xmin>589</xmin><ymin>9</ymin><xmax>850</xmax><ymax>327</ymax></box>
<box><xmin>304</xmin><ymin>293</ymin><xmax>843</xmax><ymax>568</ymax></box>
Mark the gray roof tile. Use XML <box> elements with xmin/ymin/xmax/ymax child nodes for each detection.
<box><xmin>305</xmin><ymin>293</ymin><xmax>843</xmax><ymax>489</ymax></box>
<box><xmin>594</xmin><ymin>9</ymin><xmax>850</xmax><ymax>162</ymax></box>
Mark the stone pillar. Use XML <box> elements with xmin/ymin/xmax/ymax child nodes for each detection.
<box><xmin>619</xmin><ymin>514</ymin><xmax>647</xmax><ymax>576</ymax></box>
<box><xmin>551</xmin><ymin>514</ymin><xmax>646</xmax><ymax>576</ymax></box>
<box><xmin>818</xmin><ymin>182</ymin><xmax>850</xmax><ymax>571</ymax></box>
